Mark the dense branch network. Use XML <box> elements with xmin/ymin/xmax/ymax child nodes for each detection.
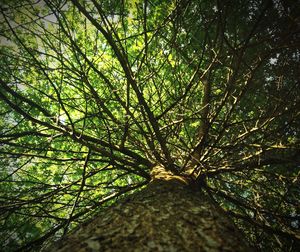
<box><xmin>0</xmin><ymin>0</ymin><xmax>299</xmax><ymax>250</ymax></box>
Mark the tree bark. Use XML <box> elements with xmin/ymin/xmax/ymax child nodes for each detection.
<box><xmin>47</xmin><ymin>170</ymin><xmax>253</xmax><ymax>252</ymax></box>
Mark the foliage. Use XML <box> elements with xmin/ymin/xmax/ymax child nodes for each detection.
<box><xmin>0</xmin><ymin>0</ymin><xmax>299</xmax><ymax>251</ymax></box>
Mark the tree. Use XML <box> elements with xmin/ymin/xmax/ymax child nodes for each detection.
<box><xmin>0</xmin><ymin>0</ymin><xmax>299</xmax><ymax>251</ymax></box>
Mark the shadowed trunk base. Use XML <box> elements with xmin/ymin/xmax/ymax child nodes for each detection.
<box><xmin>47</xmin><ymin>177</ymin><xmax>253</xmax><ymax>251</ymax></box>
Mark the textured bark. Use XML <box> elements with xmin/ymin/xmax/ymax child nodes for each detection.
<box><xmin>48</xmin><ymin>171</ymin><xmax>253</xmax><ymax>252</ymax></box>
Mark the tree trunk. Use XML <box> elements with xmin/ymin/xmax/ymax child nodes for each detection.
<box><xmin>48</xmin><ymin>170</ymin><xmax>253</xmax><ymax>252</ymax></box>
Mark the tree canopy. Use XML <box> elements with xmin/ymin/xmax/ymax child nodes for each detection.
<box><xmin>0</xmin><ymin>0</ymin><xmax>299</xmax><ymax>251</ymax></box>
